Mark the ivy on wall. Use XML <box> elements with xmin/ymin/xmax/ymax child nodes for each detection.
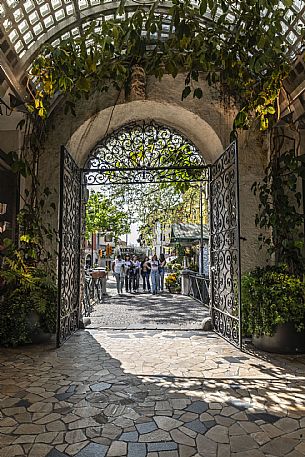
<box><xmin>252</xmin><ymin>149</ymin><xmax>305</xmax><ymax>275</ymax></box>
<box><xmin>27</xmin><ymin>0</ymin><xmax>299</xmax><ymax>131</ymax></box>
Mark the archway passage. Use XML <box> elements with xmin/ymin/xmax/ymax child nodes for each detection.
<box><xmin>57</xmin><ymin>121</ymin><xmax>241</xmax><ymax>350</ymax></box>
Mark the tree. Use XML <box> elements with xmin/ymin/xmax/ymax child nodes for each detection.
<box><xmin>104</xmin><ymin>181</ymin><xmax>208</xmax><ymax>249</ymax></box>
<box><xmin>85</xmin><ymin>192</ymin><xmax>130</xmax><ymax>241</ymax></box>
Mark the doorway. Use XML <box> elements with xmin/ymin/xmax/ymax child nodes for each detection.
<box><xmin>57</xmin><ymin>121</ymin><xmax>241</xmax><ymax>349</ymax></box>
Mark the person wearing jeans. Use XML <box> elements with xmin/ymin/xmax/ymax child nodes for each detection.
<box><xmin>124</xmin><ymin>255</ymin><xmax>133</xmax><ymax>293</ymax></box>
<box><xmin>159</xmin><ymin>253</ymin><xmax>166</xmax><ymax>291</ymax></box>
<box><xmin>132</xmin><ymin>255</ymin><xmax>141</xmax><ymax>292</ymax></box>
<box><xmin>150</xmin><ymin>254</ymin><xmax>160</xmax><ymax>295</ymax></box>
<box><xmin>141</xmin><ymin>256</ymin><xmax>151</xmax><ymax>292</ymax></box>
<box><xmin>112</xmin><ymin>255</ymin><xmax>125</xmax><ymax>294</ymax></box>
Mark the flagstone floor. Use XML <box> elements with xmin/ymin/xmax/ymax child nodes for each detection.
<box><xmin>1</xmin><ymin>291</ymin><xmax>305</xmax><ymax>456</ymax></box>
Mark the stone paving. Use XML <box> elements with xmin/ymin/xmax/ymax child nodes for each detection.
<box><xmin>2</xmin><ymin>289</ymin><xmax>305</xmax><ymax>457</ymax></box>
<box><xmin>1</xmin><ymin>328</ymin><xmax>305</xmax><ymax>457</ymax></box>
<box><xmin>88</xmin><ymin>277</ymin><xmax>210</xmax><ymax>330</ymax></box>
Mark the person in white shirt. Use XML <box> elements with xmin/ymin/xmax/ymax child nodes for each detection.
<box><xmin>150</xmin><ymin>254</ymin><xmax>160</xmax><ymax>295</ymax></box>
<box><xmin>112</xmin><ymin>255</ymin><xmax>125</xmax><ymax>294</ymax></box>
<box><xmin>124</xmin><ymin>254</ymin><xmax>133</xmax><ymax>293</ymax></box>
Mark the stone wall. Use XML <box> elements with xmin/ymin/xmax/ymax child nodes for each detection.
<box><xmin>38</xmin><ymin>74</ymin><xmax>269</xmax><ymax>273</ymax></box>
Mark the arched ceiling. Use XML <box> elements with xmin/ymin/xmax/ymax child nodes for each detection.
<box><xmin>0</xmin><ymin>0</ymin><xmax>305</xmax><ymax>100</ymax></box>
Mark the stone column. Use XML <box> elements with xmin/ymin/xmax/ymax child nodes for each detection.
<box><xmin>181</xmin><ymin>269</ymin><xmax>191</xmax><ymax>295</ymax></box>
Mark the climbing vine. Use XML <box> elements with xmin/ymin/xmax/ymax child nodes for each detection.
<box><xmin>27</xmin><ymin>0</ymin><xmax>298</xmax><ymax>131</ymax></box>
<box><xmin>252</xmin><ymin>149</ymin><xmax>305</xmax><ymax>276</ymax></box>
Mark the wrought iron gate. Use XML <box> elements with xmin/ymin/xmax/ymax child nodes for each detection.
<box><xmin>56</xmin><ymin>124</ymin><xmax>242</xmax><ymax>350</ymax></box>
<box><xmin>209</xmin><ymin>141</ymin><xmax>242</xmax><ymax>348</ymax></box>
<box><xmin>57</xmin><ymin>146</ymin><xmax>82</xmax><ymax>347</ymax></box>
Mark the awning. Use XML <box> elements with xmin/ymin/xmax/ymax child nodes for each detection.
<box><xmin>171</xmin><ymin>223</ymin><xmax>209</xmax><ymax>243</ymax></box>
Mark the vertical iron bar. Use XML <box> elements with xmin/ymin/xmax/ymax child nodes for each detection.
<box><xmin>77</xmin><ymin>173</ymin><xmax>82</xmax><ymax>326</ymax></box>
<box><xmin>200</xmin><ymin>182</ymin><xmax>204</xmax><ymax>275</ymax></box>
<box><xmin>208</xmin><ymin>166</ymin><xmax>214</xmax><ymax>320</ymax></box>
<box><xmin>91</xmin><ymin>232</ymin><xmax>94</xmax><ymax>267</ymax></box>
<box><xmin>56</xmin><ymin>146</ymin><xmax>65</xmax><ymax>348</ymax></box>
<box><xmin>235</xmin><ymin>141</ymin><xmax>242</xmax><ymax>350</ymax></box>
<box><xmin>302</xmin><ymin>173</ymin><xmax>305</xmax><ymax>250</ymax></box>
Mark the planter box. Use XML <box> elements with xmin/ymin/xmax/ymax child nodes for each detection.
<box><xmin>253</xmin><ymin>322</ymin><xmax>305</xmax><ymax>354</ymax></box>
<box><xmin>167</xmin><ymin>286</ymin><xmax>181</xmax><ymax>294</ymax></box>
<box><xmin>26</xmin><ymin>311</ymin><xmax>54</xmax><ymax>344</ymax></box>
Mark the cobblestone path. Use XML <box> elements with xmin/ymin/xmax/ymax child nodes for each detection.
<box><xmin>1</xmin><ymin>328</ymin><xmax>305</xmax><ymax>456</ymax></box>
<box><xmin>88</xmin><ymin>277</ymin><xmax>210</xmax><ymax>330</ymax></box>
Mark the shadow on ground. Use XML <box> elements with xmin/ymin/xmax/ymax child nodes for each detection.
<box><xmin>0</xmin><ymin>330</ymin><xmax>305</xmax><ymax>456</ymax></box>
<box><xmin>89</xmin><ymin>278</ymin><xmax>209</xmax><ymax>329</ymax></box>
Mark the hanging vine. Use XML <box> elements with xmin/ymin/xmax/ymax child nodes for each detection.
<box><xmin>252</xmin><ymin>143</ymin><xmax>305</xmax><ymax>276</ymax></box>
<box><xmin>26</xmin><ymin>0</ymin><xmax>300</xmax><ymax>132</ymax></box>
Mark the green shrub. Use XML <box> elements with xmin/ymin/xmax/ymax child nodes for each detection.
<box><xmin>172</xmin><ymin>263</ymin><xmax>183</xmax><ymax>273</ymax></box>
<box><xmin>0</xmin><ymin>252</ymin><xmax>57</xmax><ymax>346</ymax></box>
<box><xmin>241</xmin><ymin>265</ymin><xmax>305</xmax><ymax>337</ymax></box>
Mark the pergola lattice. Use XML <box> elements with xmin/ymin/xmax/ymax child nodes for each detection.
<box><xmin>0</xmin><ymin>0</ymin><xmax>305</xmax><ymax>99</ymax></box>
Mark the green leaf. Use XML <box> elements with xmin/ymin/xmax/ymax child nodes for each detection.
<box><xmin>182</xmin><ymin>86</ymin><xmax>191</xmax><ymax>100</ymax></box>
<box><xmin>193</xmin><ymin>87</ymin><xmax>203</xmax><ymax>99</ymax></box>
<box><xmin>282</xmin><ymin>0</ymin><xmax>293</xmax><ymax>6</ymax></box>
<box><xmin>199</xmin><ymin>0</ymin><xmax>207</xmax><ymax>16</ymax></box>
<box><xmin>267</xmin><ymin>106</ymin><xmax>276</xmax><ymax>114</ymax></box>
<box><xmin>76</xmin><ymin>77</ymin><xmax>91</xmax><ymax>92</ymax></box>
<box><xmin>234</xmin><ymin>110</ymin><xmax>247</xmax><ymax>129</ymax></box>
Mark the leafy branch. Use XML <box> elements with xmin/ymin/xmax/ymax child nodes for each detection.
<box><xmin>26</xmin><ymin>0</ymin><xmax>298</xmax><ymax>131</ymax></box>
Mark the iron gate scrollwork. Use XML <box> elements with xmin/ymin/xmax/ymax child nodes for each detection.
<box><xmin>83</xmin><ymin>121</ymin><xmax>208</xmax><ymax>185</ymax></box>
<box><xmin>209</xmin><ymin>141</ymin><xmax>242</xmax><ymax>348</ymax></box>
<box><xmin>57</xmin><ymin>146</ymin><xmax>82</xmax><ymax>347</ymax></box>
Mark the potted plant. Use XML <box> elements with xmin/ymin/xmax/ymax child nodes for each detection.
<box><xmin>242</xmin><ymin>265</ymin><xmax>305</xmax><ymax>353</ymax></box>
<box><xmin>165</xmin><ymin>273</ymin><xmax>181</xmax><ymax>294</ymax></box>
<box><xmin>0</xmin><ymin>187</ymin><xmax>57</xmax><ymax>346</ymax></box>
<box><xmin>0</xmin><ymin>242</ymin><xmax>57</xmax><ymax>346</ymax></box>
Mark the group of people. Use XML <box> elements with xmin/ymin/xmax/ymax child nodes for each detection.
<box><xmin>112</xmin><ymin>254</ymin><xmax>166</xmax><ymax>295</ymax></box>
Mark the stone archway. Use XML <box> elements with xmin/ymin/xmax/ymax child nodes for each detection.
<box><xmin>66</xmin><ymin>100</ymin><xmax>224</xmax><ymax>167</ymax></box>
<box><xmin>39</xmin><ymin>82</ymin><xmax>268</xmax><ymax>347</ymax></box>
